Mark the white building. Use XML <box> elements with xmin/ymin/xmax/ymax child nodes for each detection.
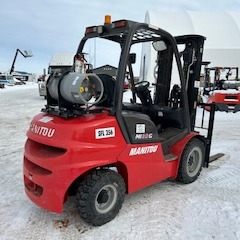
<box><xmin>141</xmin><ymin>10</ymin><xmax>240</xmax><ymax>82</ymax></box>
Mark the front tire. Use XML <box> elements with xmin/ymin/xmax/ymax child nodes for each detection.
<box><xmin>177</xmin><ymin>138</ymin><xmax>204</xmax><ymax>184</ymax></box>
<box><xmin>76</xmin><ymin>169</ymin><xmax>125</xmax><ymax>226</ymax></box>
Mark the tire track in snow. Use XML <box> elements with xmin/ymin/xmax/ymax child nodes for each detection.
<box><xmin>199</xmin><ymin>167</ymin><xmax>240</xmax><ymax>186</ymax></box>
<box><xmin>197</xmin><ymin>153</ymin><xmax>240</xmax><ymax>187</ymax></box>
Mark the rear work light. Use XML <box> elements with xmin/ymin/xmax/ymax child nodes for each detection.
<box><xmin>112</xmin><ymin>20</ymin><xmax>127</xmax><ymax>28</ymax></box>
<box><xmin>85</xmin><ymin>26</ymin><xmax>96</xmax><ymax>34</ymax></box>
<box><xmin>85</xmin><ymin>26</ymin><xmax>103</xmax><ymax>34</ymax></box>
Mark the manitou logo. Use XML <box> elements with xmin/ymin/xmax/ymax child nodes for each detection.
<box><xmin>129</xmin><ymin>145</ymin><xmax>158</xmax><ymax>156</ymax></box>
<box><xmin>30</xmin><ymin>123</ymin><xmax>55</xmax><ymax>138</ymax></box>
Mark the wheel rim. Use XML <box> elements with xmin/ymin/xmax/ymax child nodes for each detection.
<box><xmin>187</xmin><ymin>146</ymin><xmax>202</xmax><ymax>177</ymax></box>
<box><xmin>95</xmin><ymin>184</ymin><xmax>118</xmax><ymax>214</ymax></box>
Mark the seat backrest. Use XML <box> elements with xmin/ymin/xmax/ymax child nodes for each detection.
<box><xmin>97</xmin><ymin>74</ymin><xmax>116</xmax><ymax>107</ymax></box>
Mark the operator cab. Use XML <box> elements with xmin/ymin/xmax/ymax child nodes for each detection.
<box><xmin>121</xmin><ymin>38</ymin><xmax>186</xmax><ymax>154</ymax></box>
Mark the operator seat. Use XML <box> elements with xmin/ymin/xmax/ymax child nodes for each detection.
<box><xmin>97</xmin><ymin>74</ymin><xmax>116</xmax><ymax>107</ymax></box>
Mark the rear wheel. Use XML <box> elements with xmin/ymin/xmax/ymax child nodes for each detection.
<box><xmin>177</xmin><ymin>138</ymin><xmax>204</xmax><ymax>184</ymax></box>
<box><xmin>76</xmin><ymin>169</ymin><xmax>125</xmax><ymax>226</ymax></box>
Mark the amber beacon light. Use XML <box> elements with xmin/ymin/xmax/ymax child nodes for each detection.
<box><xmin>104</xmin><ymin>15</ymin><xmax>111</xmax><ymax>24</ymax></box>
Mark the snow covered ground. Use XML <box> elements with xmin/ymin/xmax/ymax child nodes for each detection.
<box><xmin>0</xmin><ymin>83</ymin><xmax>240</xmax><ymax>240</ymax></box>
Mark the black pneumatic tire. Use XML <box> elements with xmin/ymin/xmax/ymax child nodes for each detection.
<box><xmin>76</xmin><ymin>169</ymin><xmax>126</xmax><ymax>226</ymax></box>
<box><xmin>177</xmin><ymin>138</ymin><xmax>205</xmax><ymax>184</ymax></box>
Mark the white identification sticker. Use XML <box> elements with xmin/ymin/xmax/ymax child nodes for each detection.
<box><xmin>136</xmin><ymin>124</ymin><xmax>145</xmax><ymax>134</ymax></box>
<box><xmin>194</xmin><ymin>80</ymin><xmax>200</xmax><ymax>88</ymax></box>
<box><xmin>95</xmin><ymin>127</ymin><xmax>115</xmax><ymax>139</ymax></box>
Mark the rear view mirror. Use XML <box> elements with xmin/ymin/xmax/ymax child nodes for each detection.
<box><xmin>152</xmin><ymin>41</ymin><xmax>167</xmax><ymax>51</ymax></box>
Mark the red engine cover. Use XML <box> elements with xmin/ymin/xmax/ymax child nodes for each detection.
<box><xmin>24</xmin><ymin>111</ymin><xmax>126</xmax><ymax>212</ymax></box>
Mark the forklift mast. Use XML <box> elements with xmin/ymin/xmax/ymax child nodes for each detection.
<box><xmin>177</xmin><ymin>35</ymin><xmax>205</xmax><ymax>130</ymax></box>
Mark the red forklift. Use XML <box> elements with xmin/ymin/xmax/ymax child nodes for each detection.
<box><xmin>23</xmin><ymin>16</ymin><xmax>216</xmax><ymax>226</ymax></box>
<box><xmin>203</xmin><ymin>66</ymin><xmax>240</xmax><ymax>112</ymax></box>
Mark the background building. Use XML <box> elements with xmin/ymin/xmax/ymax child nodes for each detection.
<box><xmin>93</xmin><ymin>65</ymin><xmax>118</xmax><ymax>78</ymax></box>
<box><xmin>141</xmin><ymin>10</ymin><xmax>240</xmax><ymax>83</ymax></box>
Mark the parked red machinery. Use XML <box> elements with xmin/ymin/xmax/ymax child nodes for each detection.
<box><xmin>24</xmin><ymin>16</ymin><xmax>216</xmax><ymax>226</ymax></box>
<box><xmin>203</xmin><ymin>66</ymin><xmax>240</xmax><ymax>112</ymax></box>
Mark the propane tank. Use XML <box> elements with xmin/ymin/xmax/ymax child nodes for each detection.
<box><xmin>48</xmin><ymin>72</ymin><xmax>104</xmax><ymax>105</ymax></box>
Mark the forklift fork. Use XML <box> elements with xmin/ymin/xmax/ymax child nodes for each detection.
<box><xmin>195</xmin><ymin>103</ymin><xmax>219</xmax><ymax>167</ymax></box>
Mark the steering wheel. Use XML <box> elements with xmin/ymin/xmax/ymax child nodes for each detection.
<box><xmin>133</xmin><ymin>81</ymin><xmax>152</xmax><ymax>106</ymax></box>
<box><xmin>134</xmin><ymin>81</ymin><xmax>150</xmax><ymax>92</ymax></box>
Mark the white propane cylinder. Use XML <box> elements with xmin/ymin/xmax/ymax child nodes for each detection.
<box><xmin>48</xmin><ymin>72</ymin><xmax>104</xmax><ymax>104</ymax></box>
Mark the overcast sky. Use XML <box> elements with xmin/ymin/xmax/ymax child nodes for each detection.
<box><xmin>1</xmin><ymin>0</ymin><xmax>240</xmax><ymax>74</ymax></box>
